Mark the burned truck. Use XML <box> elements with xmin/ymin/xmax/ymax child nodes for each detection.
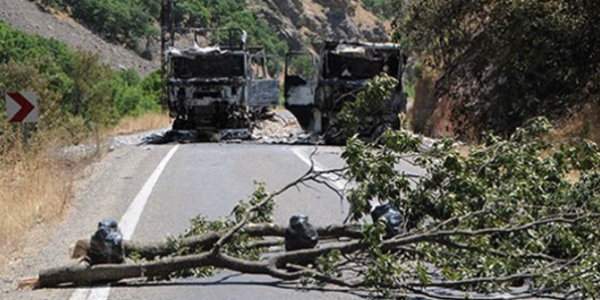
<box><xmin>166</xmin><ymin>28</ymin><xmax>280</xmax><ymax>139</ymax></box>
<box><xmin>284</xmin><ymin>41</ymin><xmax>407</xmax><ymax>144</ymax></box>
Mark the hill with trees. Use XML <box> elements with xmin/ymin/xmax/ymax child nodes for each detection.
<box><xmin>395</xmin><ymin>0</ymin><xmax>600</xmax><ymax>144</ymax></box>
<box><xmin>34</xmin><ymin>0</ymin><xmax>389</xmax><ymax>60</ymax></box>
<box><xmin>0</xmin><ymin>21</ymin><xmax>161</xmax><ymax>150</ymax></box>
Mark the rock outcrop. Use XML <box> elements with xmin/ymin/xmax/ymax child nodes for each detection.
<box><xmin>253</xmin><ymin>0</ymin><xmax>389</xmax><ymax>51</ymax></box>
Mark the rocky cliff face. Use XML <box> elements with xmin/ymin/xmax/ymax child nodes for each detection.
<box><xmin>253</xmin><ymin>0</ymin><xmax>389</xmax><ymax>51</ymax></box>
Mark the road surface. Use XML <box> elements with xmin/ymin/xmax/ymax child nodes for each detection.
<box><xmin>108</xmin><ymin>143</ymin><xmax>355</xmax><ymax>300</ymax></box>
<box><xmin>5</xmin><ymin>142</ymin><xmax>424</xmax><ymax>300</ymax></box>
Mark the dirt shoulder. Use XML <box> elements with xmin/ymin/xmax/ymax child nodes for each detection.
<box><xmin>0</xmin><ymin>132</ymin><xmax>171</xmax><ymax>299</ymax></box>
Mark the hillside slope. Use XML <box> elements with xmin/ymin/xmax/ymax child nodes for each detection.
<box><xmin>0</xmin><ymin>0</ymin><xmax>388</xmax><ymax>76</ymax></box>
<box><xmin>0</xmin><ymin>0</ymin><xmax>158</xmax><ymax>76</ymax></box>
<box><xmin>255</xmin><ymin>0</ymin><xmax>389</xmax><ymax>50</ymax></box>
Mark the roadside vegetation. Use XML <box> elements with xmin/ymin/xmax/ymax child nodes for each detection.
<box><xmin>4</xmin><ymin>0</ymin><xmax>600</xmax><ymax>297</ymax></box>
<box><xmin>33</xmin><ymin>1</ymin><xmax>600</xmax><ymax>296</ymax></box>
<box><xmin>37</xmin><ymin>0</ymin><xmax>288</xmax><ymax>57</ymax></box>
<box><xmin>394</xmin><ymin>0</ymin><xmax>600</xmax><ymax>142</ymax></box>
<box><xmin>111</xmin><ymin>112</ymin><xmax>170</xmax><ymax>136</ymax></box>
<box><xmin>0</xmin><ymin>21</ymin><xmax>163</xmax><ymax>267</ymax></box>
<box><xmin>362</xmin><ymin>0</ymin><xmax>401</xmax><ymax>19</ymax></box>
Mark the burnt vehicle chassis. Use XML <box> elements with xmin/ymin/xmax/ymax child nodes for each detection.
<box><xmin>166</xmin><ymin>28</ymin><xmax>279</xmax><ymax>139</ymax></box>
<box><xmin>284</xmin><ymin>41</ymin><xmax>407</xmax><ymax>144</ymax></box>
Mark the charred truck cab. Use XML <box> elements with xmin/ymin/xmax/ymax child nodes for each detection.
<box><xmin>284</xmin><ymin>41</ymin><xmax>407</xmax><ymax>144</ymax></box>
<box><xmin>166</xmin><ymin>28</ymin><xmax>280</xmax><ymax>139</ymax></box>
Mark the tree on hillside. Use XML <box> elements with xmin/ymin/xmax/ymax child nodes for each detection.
<box><xmin>39</xmin><ymin>0</ymin><xmax>288</xmax><ymax>58</ymax></box>
<box><xmin>0</xmin><ymin>22</ymin><xmax>163</xmax><ymax>149</ymax></box>
<box><xmin>394</xmin><ymin>0</ymin><xmax>600</xmax><ymax>141</ymax></box>
<box><xmin>27</xmin><ymin>76</ymin><xmax>600</xmax><ymax>299</ymax></box>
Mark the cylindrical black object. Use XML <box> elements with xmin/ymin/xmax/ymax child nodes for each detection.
<box><xmin>370</xmin><ymin>203</ymin><xmax>404</xmax><ymax>238</ymax></box>
<box><xmin>284</xmin><ymin>214</ymin><xmax>319</xmax><ymax>251</ymax></box>
<box><xmin>87</xmin><ymin>218</ymin><xmax>125</xmax><ymax>265</ymax></box>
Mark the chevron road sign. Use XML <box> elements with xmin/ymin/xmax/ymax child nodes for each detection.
<box><xmin>6</xmin><ymin>91</ymin><xmax>39</xmax><ymax>123</ymax></box>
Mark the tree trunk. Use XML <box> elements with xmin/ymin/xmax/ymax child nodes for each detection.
<box><xmin>37</xmin><ymin>253</ymin><xmax>214</xmax><ymax>288</ymax></box>
<box><xmin>27</xmin><ymin>223</ymin><xmax>363</xmax><ymax>289</ymax></box>
<box><xmin>71</xmin><ymin>223</ymin><xmax>362</xmax><ymax>261</ymax></box>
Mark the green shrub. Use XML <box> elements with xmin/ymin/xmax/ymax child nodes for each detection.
<box><xmin>63</xmin><ymin>0</ymin><xmax>156</xmax><ymax>49</ymax></box>
<box><xmin>39</xmin><ymin>0</ymin><xmax>288</xmax><ymax>58</ymax></box>
<box><xmin>363</xmin><ymin>0</ymin><xmax>403</xmax><ymax>19</ymax></box>
<box><xmin>0</xmin><ymin>22</ymin><xmax>161</xmax><ymax>150</ymax></box>
<box><xmin>396</xmin><ymin>0</ymin><xmax>600</xmax><ymax>140</ymax></box>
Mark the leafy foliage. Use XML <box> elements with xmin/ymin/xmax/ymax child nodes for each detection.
<box><xmin>159</xmin><ymin>182</ymin><xmax>274</xmax><ymax>279</ymax></box>
<box><xmin>394</xmin><ymin>0</ymin><xmax>600</xmax><ymax>140</ymax></box>
<box><xmin>157</xmin><ymin>76</ymin><xmax>600</xmax><ymax>299</ymax></box>
<box><xmin>25</xmin><ymin>73</ymin><xmax>600</xmax><ymax>299</ymax></box>
<box><xmin>363</xmin><ymin>0</ymin><xmax>404</xmax><ymax>19</ymax></box>
<box><xmin>40</xmin><ymin>0</ymin><xmax>288</xmax><ymax>57</ymax></box>
<box><xmin>232</xmin><ymin>182</ymin><xmax>273</xmax><ymax>224</ymax></box>
<box><xmin>339</xmin><ymin>73</ymin><xmax>400</xmax><ymax>140</ymax></box>
<box><xmin>340</xmin><ymin>107</ymin><xmax>600</xmax><ymax>297</ymax></box>
<box><xmin>285</xmin><ymin>54</ymin><xmax>317</xmax><ymax>80</ymax></box>
<box><xmin>44</xmin><ymin>0</ymin><xmax>156</xmax><ymax>49</ymax></box>
<box><xmin>168</xmin><ymin>0</ymin><xmax>288</xmax><ymax>57</ymax></box>
<box><xmin>0</xmin><ymin>22</ymin><xmax>161</xmax><ymax>151</ymax></box>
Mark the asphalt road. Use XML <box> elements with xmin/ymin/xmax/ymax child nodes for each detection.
<box><xmin>1</xmin><ymin>133</ymin><xmax>550</xmax><ymax>300</ymax></box>
<box><xmin>2</xmin><ymin>140</ymin><xmax>425</xmax><ymax>300</ymax></box>
<box><xmin>74</xmin><ymin>143</ymin><xmax>362</xmax><ymax>300</ymax></box>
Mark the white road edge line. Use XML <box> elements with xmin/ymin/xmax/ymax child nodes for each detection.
<box><xmin>290</xmin><ymin>147</ymin><xmax>327</xmax><ymax>171</ymax></box>
<box><xmin>290</xmin><ymin>147</ymin><xmax>347</xmax><ymax>191</ymax></box>
<box><xmin>69</xmin><ymin>145</ymin><xmax>180</xmax><ymax>300</ymax></box>
<box><xmin>291</xmin><ymin>147</ymin><xmax>381</xmax><ymax>211</ymax></box>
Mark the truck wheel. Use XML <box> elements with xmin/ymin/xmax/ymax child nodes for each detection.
<box><xmin>286</xmin><ymin>105</ymin><xmax>313</xmax><ymax>130</ymax></box>
<box><xmin>172</xmin><ymin>117</ymin><xmax>187</xmax><ymax>130</ymax></box>
<box><xmin>390</xmin><ymin>114</ymin><xmax>401</xmax><ymax>130</ymax></box>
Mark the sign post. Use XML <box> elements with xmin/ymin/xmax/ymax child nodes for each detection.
<box><xmin>5</xmin><ymin>91</ymin><xmax>39</xmax><ymax>147</ymax></box>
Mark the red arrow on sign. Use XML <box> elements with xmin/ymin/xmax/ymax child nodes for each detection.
<box><xmin>8</xmin><ymin>92</ymin><xmax>35</xmax><ymax>122</ymax></box>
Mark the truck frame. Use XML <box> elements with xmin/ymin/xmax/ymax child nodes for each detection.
<box><xmin>284</xmin><ymin>41</ymin><xmax>407</xmax><ymax>144</ymax></box>
<box><xmin>164</xmin><ymin>28</ymin><xmax>280</xmax><ymax>140</ymax></box>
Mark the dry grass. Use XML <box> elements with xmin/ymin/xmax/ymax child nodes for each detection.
<box><xmin>0</xmin><ymin>112</ymin><xmax>171</xmax><ymax>272</ymax></box>
<box><xmin>0</xmin><ymin>142</ymin><xmax>74</xmax><ymax>269</ymax></box>
<box><xmin>351</xmin><ymin>1</ymin><xmax>389</xmax><ymax>31</ymax></box>
<box><xmin>300</xmin><ymin>0</ymin><xmax>326</xmax><ymax>17</ymax></box>
<box><xmin>551</xmin><ymin>103</ymin><xmax>600</xmax><ymax>145</ymax></box>
<box><xmin>547</xmin><ymin>103</ymin><xmax>600</xmax><ymax>184</ymax></box>
<box><xmin>109</xmin><ymin>111</ymin><xmax>171</xmax><ymax>135</ymax></box>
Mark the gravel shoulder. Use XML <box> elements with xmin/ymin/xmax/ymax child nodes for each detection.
<box><xmin>0</xmin><ymin>131</ymin><xmax>172</xmax><ymax>299</ymax></box>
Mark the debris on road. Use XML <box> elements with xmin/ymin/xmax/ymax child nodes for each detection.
<box><xmin>284</xmin><ymin>215</ymin><xmax>319</xmax><ymax>251</ymax></box>
<box><xmin>141</xmin><ymin>109</ymin><xmax>324</xmax><ymax>145</ymax></box>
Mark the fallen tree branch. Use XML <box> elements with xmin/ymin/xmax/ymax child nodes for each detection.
<box><xmin>46</xmin><ymin>213</ymin><xmax>597</xmax><ymax>290</ymax></box>
<box><xmin>27</xmin><ymin>244</ymin><xmax>564</xmax><ymax>300</ymax></box>
<box><xmin>70</xmin><ymin>223</ymin><xmax>364</xmax><ymax>261</ymax></box>
<box><xmin>213</xmin><ymin>166</ymin><xmax>348</xmax><ymax>251</ymax></box>
<box><xmin>36</xmin><ymin>211</ymin><xmax>597</xmax><ymax>297</ymax></box>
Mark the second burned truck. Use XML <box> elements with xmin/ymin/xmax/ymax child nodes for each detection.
<box><xmin>284</xmin><ymin>41</ymin><xmax>407</xmax><ymax>144</ymax></box>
